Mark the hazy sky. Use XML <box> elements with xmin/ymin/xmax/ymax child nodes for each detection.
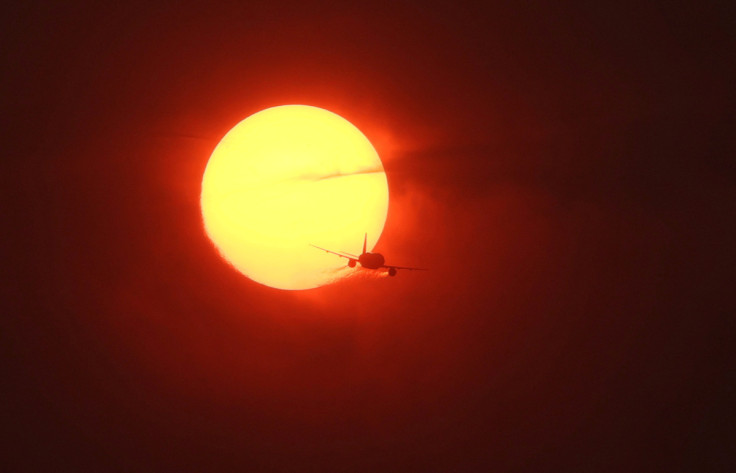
<box><xmin>4</xmin><ymin>1</ymin><xmax>734</xmax><ymax>471</ymax></box>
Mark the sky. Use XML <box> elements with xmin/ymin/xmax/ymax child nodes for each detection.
<box><xmin>4</xmin><ymin>1</ymin><xmax>735</xmax><ymax>471</ymax></box>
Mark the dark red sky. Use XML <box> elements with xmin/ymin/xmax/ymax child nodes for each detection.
<box><xmin>4</xmin><ymin>1</ymin><xmax>735</xmax><ymax>471</ymax></box>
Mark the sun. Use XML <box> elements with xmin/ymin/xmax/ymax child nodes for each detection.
<box><xmin>200</xmin><ymin>105</ymin><xmax>389</xmax><ymax>290</ymax></box>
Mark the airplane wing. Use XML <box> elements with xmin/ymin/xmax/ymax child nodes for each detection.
<box><xmin>310</xmin><ymin>244</ymin><xmax>359</xmax><ymax>260</ymax></box>
<box><xmin>381</xmin><ymin>264</ymin><xmax>428</xmax><ymax>271</ymax></box>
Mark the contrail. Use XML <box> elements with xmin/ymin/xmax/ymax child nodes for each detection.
<box><xmin>322</xmin><ymin>265</ymin><xmax>389</xmax><ymax>285</ymax></box>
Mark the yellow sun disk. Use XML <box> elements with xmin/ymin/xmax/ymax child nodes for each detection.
<box><xmin>201</xmin><ymin>105</ymin><xmax>388</xmax><ymax>290</ymax></box>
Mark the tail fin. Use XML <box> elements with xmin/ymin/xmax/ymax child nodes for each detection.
<box><xmin>363</xmin><ymin>233</ymin><xmax>367</xmax><ymax>254</ymax></box>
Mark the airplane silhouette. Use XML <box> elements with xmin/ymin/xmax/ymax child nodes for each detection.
<box><xmin>311</xmin><ymin>234</ymin><xmax>426</xmax><ymax>276</ymax></box>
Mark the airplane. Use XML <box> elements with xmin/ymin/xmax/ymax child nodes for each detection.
<box><xmin>311</xmin><ymin>234</ymin><xmax>426</xmax><ymax>276</ymax></box>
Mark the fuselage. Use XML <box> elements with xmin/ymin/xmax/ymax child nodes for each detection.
<box><xmin>358</xmin><ymin>252</ymin><xmax>385</xmax><ymax>269</ymax></box>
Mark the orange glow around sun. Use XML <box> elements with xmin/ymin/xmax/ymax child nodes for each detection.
<box><xmin>201</xmin><ymin>105</ymin><xmax>389</xmax><ymax>290</ymax></box>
